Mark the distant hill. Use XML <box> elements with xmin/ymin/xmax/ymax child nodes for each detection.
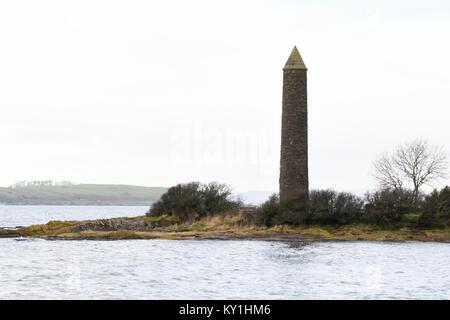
<box><xmin>0</xmin><ymin>184</ymin><xmax>167</xmax><ymax>206</ymax></box>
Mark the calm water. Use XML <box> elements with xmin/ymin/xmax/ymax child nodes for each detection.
<box><xmin>1</xmin><ymin>206</ymin><xmax>450</xmax><ymax>299</ymax></box>
<box><xmin>0</xmin><ymin>205</ymin><xmax>148</xmax><ymax>227</ymax></box>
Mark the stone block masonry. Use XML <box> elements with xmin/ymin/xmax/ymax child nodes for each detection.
<box><xmin>279</xmin><ymin>46</ymin><xmax>309</xmax><ymax>214</ymax></box>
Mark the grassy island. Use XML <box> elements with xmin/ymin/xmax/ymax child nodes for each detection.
<box><xmin>1</xmin><ymin>213</ymin><xmax>449</xmax><ymax>242</ymax></box>
<box><xmin>1</xmin><ymin>181</ymin><xmax>449</xmax><ymax>242</ymax></box>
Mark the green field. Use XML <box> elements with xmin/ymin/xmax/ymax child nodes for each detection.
<box><xmin>0</xmin><ymin>184</ymin><xmax>167</xmax><ymax>205</ymax></box>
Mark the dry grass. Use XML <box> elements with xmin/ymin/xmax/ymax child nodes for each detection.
<box><xmin>20</xmin><ymin>220</ymin><xmax>77</xmax><ymax>236</ymax></box>
<box><xmin>4</xmin><ymin>212</ymin><xmax>450</xmax><ymax>242</ymax></box>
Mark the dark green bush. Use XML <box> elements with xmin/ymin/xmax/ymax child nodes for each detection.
<box><xmin>420</xmin><ymin>186</ymin><xmax>450</xmax><ymax>226</ymax></box>
<box><xmin>255</xmin><ymin>193</ymin><xmax>312</xmax><ymax>226</ymax></box>
<box><xmin>255</xmin><ymin>188</ymin><xmax>426</xmax><ymax>227</ymax></box>
<box><xmin>147</xmin><ymin>182</ymin><xmax>240</xmax><ymax>220</ymax></box>
<box><xmin>254</xmin><ymin>194</ymin><xmax>281</xmax><ymax>227</ymax></box>
<box><xmin>202</xmin><ymin>182</ymin><xmax>237</xmax><ymax>214</ymax></box>
<box><xmin>255</xmin><ymin>190</ymin><xmax>364</xmax><ymax>226</ymax></box>
<box><xmin>363</xmin><ymin>188</ymin><xmax>418</xmax><ymax>224</ymax></box>
<box><xmin>309</xmin><ymin>190</ymin><xmax>364</xmax><ymax>225</ymax></box>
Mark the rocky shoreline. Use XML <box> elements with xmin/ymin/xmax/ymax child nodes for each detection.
<box><xmin>1</xmin><ymin>214</ymin><xmax>450</xmax><ymax>242</ymax></box>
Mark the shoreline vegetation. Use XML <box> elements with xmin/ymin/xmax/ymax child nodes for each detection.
<box><xmin>1</xmin><ymin>174</ymin><xmax>448</xmax><ymax>242</ymax></box>
<box><xmin>1</xmin><ymin>180</ymin><xmax>449</xmax><ymax>242</ymax></box>
<box><xmin>1</xmin><ymin>213</ymin><xmax>449</xmax><ymax>242</ymax></box>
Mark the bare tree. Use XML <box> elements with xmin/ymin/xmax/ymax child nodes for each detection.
<box><xmin>373</xmin><ymin>139</ymin><xmax>447</xmax><ymax>200</ymax></box>
<box><xmin>373</xmin><ymin>153</ymin><xmax>404</xmax><ymax>190</ymax></box>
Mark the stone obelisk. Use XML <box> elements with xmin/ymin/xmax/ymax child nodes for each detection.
<box><xmin>279</xmin><ymin>46</ymin><xmax>309</xmax><ymax>214</ymax></box>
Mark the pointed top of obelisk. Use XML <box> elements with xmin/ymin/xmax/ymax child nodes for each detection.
<box><xmin>283</xmin><ymin>46</ymin><xmax>307</xmax><ymax>70</ymax></box>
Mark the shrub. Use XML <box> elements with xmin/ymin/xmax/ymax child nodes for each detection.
<box><xmin>255</xmin><ymin>188</ymin><xmax>433</xmax><ymax>227</ymax></box>
<box><xmin>202</xmin><ymin>182</ymin><xmax>237</xmax><ymax>214</ymax></box>
<box><xmin>255</xmin><ymin>193</ymin><xmax>312</xmax><ymax>226</ymax></box>
<box><xmin>255</xmin><ymin>190</ymin><xmax>364</xmax><ymax>226</ymax></box>
<box><xmin>147</xmin><ymin>182</ymin><xmax>241</xmax><ymax>220</ymax></box>
<box><xmin>149</xmin><ymin>182</ymin><xmax>203</xmax><ymax>219</ymax></box>
<box><xmin>420</xmin><ymin>186</ymin><xmax>450</xmax><ymax>226</ymax></box>
<box><xmin>254</xmin><ymin>194</ymin><xmax>281</xmax><ymax>227</ymax></box>
<box><xmin>363</xmin><ymin>188</ymin><xmax>418</xmax><ymax>224</ymax></box>
<box><xmin>309</xmin><ymin>190</ymin><xmax>364</xmax><ymax>225</ymax></box>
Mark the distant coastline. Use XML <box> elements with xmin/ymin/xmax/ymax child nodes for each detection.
<box><xmin>0</xmin><ymin>184</ymin><xmax>167</xmax><ymax>206</ymax></box>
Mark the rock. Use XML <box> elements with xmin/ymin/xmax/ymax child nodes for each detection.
<box><xmin>72</xmin><ymin>218</ymin><xmax>173</xmax><ymax>232</ymax></box>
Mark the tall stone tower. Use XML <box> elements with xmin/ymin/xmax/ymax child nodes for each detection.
<box><xmin>279</xmin><ymin>46</ymin><xmax>309</xmax><ymax>214</ymax></box>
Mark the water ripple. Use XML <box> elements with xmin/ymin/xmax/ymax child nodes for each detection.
<box><xmin>1</xmin><ymin>239</ymin><xmax>450</xmax><ymax>299</ymax></box>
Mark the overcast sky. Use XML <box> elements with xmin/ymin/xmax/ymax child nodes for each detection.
<box><xmin>1</xmin><ymin>0</ymin><xmax>449</xmax><ymax>193</ymax></box>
